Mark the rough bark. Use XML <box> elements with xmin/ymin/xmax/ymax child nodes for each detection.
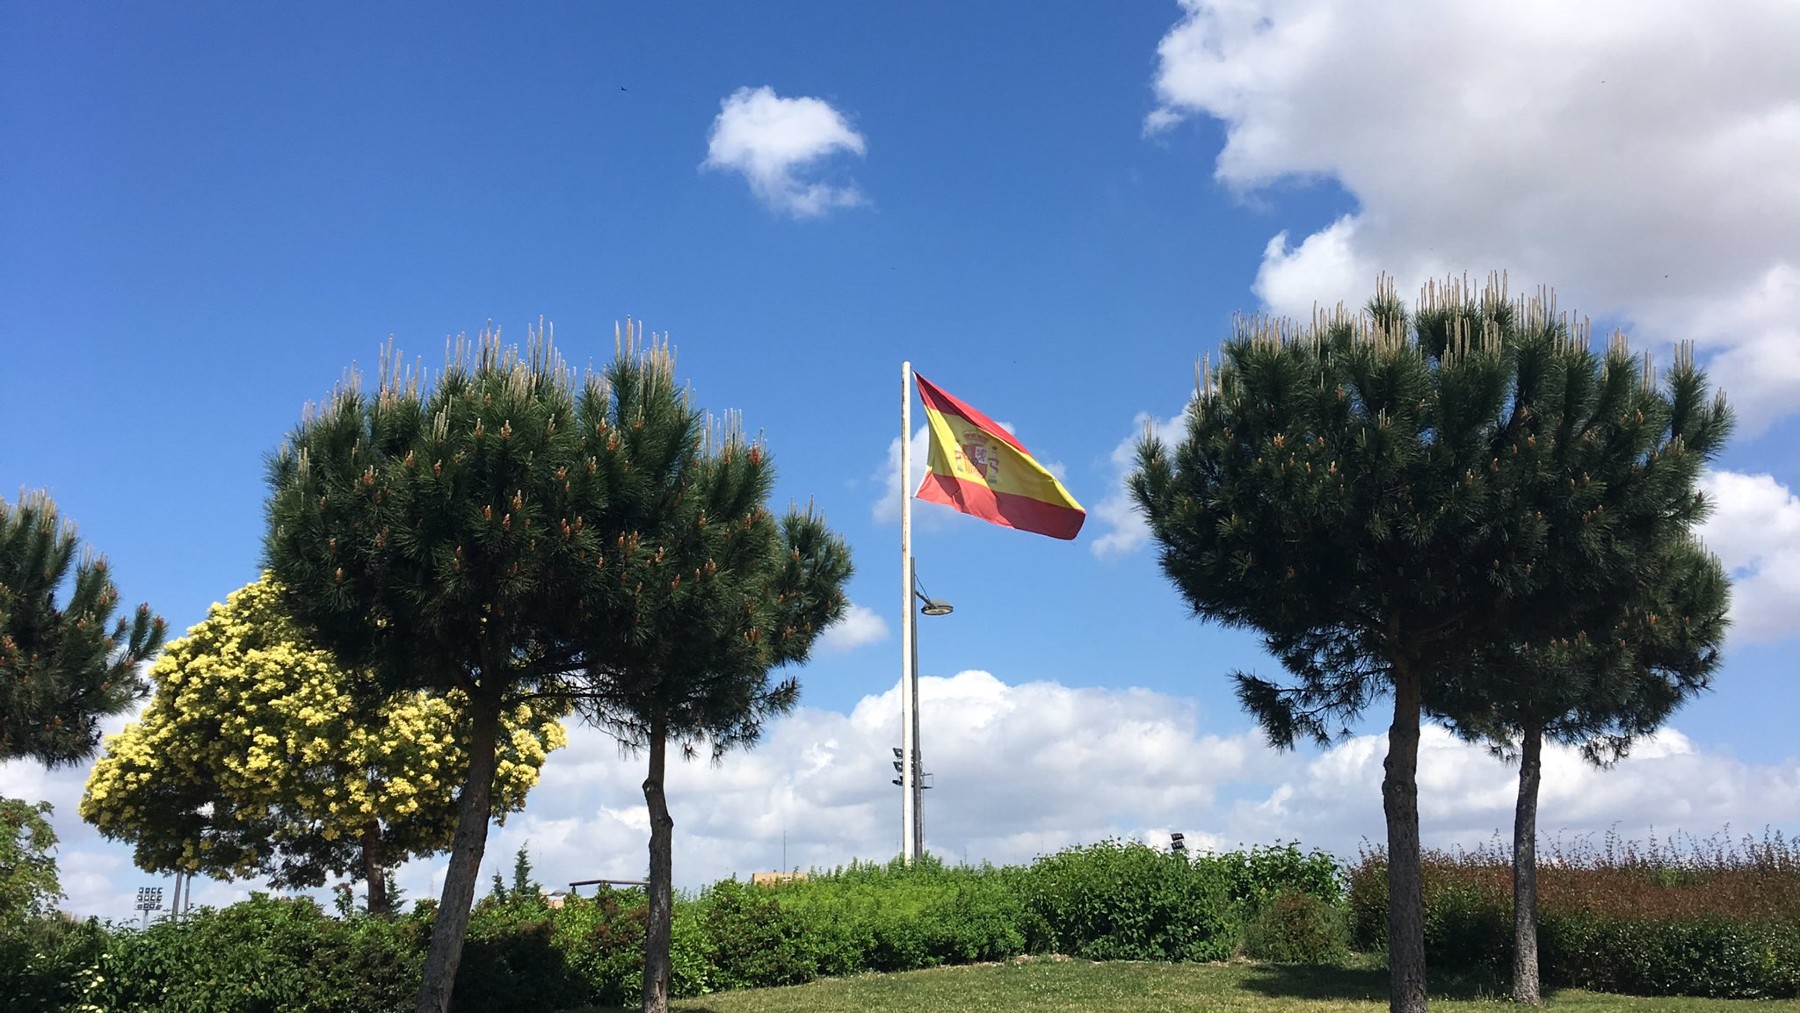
<box><xmin>361</xmin><ymin>819</ymin><xmax>390</xmax><ymax>918</ymax></box>
<box><xmin>1383</xmin><ymin>663</ymin><xmax>1429</xmax><ymax>1013</ymax></box>
<box><xmin>642</xmin><ymin>712</ymin><xmax>674</xmax><ymax>1013</ymax></box>
<box><xmin>1512</xmin><ymin>722</ymin><xmax>1544</xmax><ymax>1004</ymax></box>
<box><xmin>413</xmin><ymin>689</ymin><xmax>503</xmax><ymax>1013</ymax></box>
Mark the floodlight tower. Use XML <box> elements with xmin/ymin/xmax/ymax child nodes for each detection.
<box><xmin>135</xmin><ymin>886</ymin><xmax>163</xmax><ymax>928</ymax></box>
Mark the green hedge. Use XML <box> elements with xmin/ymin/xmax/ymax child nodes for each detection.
<box><xmin>10</xmin><ymin>834</ymin><xmax>1790</xmax><ymax>1009</ymax></box>
<box><xmin>1346</xmin><ymin>839</ymin><xmax>1800</xmax><ymax>999</ymax></box>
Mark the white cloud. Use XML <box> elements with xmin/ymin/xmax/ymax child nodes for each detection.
<box><xmin>872</xmin><ymin>423</ymin><xmax>932</xmax><ymax>525</ymax></box>
<box><xmin>815</xmin><ymin>602</ymin><xmax>890</xmax><ymax>654</ymax></box>
<box><xmin>1090</xmin><ymin>409</ymin><xmax>1188</xmax><ymax>558</ymax></box>
<box><xmin>1148</xmin><ymin>0</ymin><xmax>1800</xmax><ymax>431</ymax></box>
<box><xmin>703</xmin><ymin>86</ymin><xmax>867</xmax><ymax>218</ymax></box>
<box><xmin>15</xmin><ymin>672</ymin><xmax>1797</xmax><ymax>918</ymax></box>
<box><xmin>1698</xmin><ymin>469</ymin><xmax>1800</xmax><ymax>644</ymax></box>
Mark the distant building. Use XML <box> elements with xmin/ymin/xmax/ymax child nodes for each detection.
<box><xmin>750</xmin><ymin>871</ymin><xmax>807</xmax><ymax>887</ymax></box>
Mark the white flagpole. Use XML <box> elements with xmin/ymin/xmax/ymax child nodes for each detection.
<box><xmin>900</xmin><ymin>361</ymin><xmax>918</xmax><ymax>864</ymax></box>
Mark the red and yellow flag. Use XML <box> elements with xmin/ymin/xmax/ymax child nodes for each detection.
<box><xmin>914</xmin><ymin>374</ymin><xmax>1085</xmax><ymax>540</ymax></box>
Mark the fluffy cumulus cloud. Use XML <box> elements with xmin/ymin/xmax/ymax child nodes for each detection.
<box><xmin>703</xmin><ymin>86</ymin><xmax>867</xmax><ymax>217</ymax></box>
<box><xmin>815</xmin><ymin>602</ymin><xmax>890</xmax><ymax>654</ymax></box>
<box><xmin>14</xmin><ymin>672</ymin><xmax>1799</xmax><ymax>918</ymax></box>
<box><xmin>1147</xmin><ymin>0</ymin><xmax>1800</xmax><ymax>432</ymax></box>
<box><xmin>1090</xmin><ymin>408</ymin><xmax>1187</xmax><ymax>559</ymax></box>
<box><xmin>1698</xmin><ymin>469</ymin><xmax>1800</xmax><ymax>644</ymax></box>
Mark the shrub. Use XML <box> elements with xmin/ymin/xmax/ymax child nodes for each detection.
<box><xmin>454</xmin><ymin>907</ymin><xmax>583</xmax><ymax>1013</ymax></box>
<box><xmin>700</xmin><ymin>878</ymin><xmax>820</xmax><ymax>989</ymax></box>
<box><xmin>1023</xmin><ymin>839</ymin><xmax>1237</xmax><ymax>962</ymax></box>
<box><xmin>1210</xmin><ymin>841</ymin><xmax>1344</xmax><ymax>911</ymax></box>
<box><xmin>1344</xmin><ymin>829</ymin><xmax>1800</xmax><ymax>998</ymax></box>
<box><xmin>92</xmin><ymin>894</ymin><xmax>421</xmax><ymax>1013</ymax></box>
<box><xmin>1243</xmin><ymin>889</ymin><xmax>1348</xmax><ymax>964</ymax></box>
<box><xmin>0</xmin><ymin>916</ymin><xmax>108</xmax><ymax>1013</ymax></box>
<box><xmin>546</xmin><ymin>886</ymin><xmax>647</xmax><ymax>1007</ymax></box>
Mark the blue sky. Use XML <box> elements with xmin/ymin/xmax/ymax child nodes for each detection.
<box><xmin>5</xmin><ymin>1</ymin><xmax>1799</xmax><ymax>920</ymax></box>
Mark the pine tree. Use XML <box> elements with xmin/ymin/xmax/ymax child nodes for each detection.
<box><xmin>265</xmin><ymin>325</ymin><xmax>848</xmax><ymax>1013</ymax></box>
<box><xmin>570</xmin><ymin>344</ymin><xmax>851</xmax><ymax>1013</ymax></box>
<box><xmin>1</xmin><ymin>491</ymin><xmax>164</xmax><ymax>767</ymax></box>
<box><xmin>266</xmin><ymin>329</ymin><xmax>606</xmax><ymax>1013</ymax></box>
<box><xmin>1130</xmin><ymin>276</ymin><xmax>1728</xmax><ymax>1013</ymax></box>
<box><xmin>1419</xmin><ymin>328</ymin><xmax>1731</xmax><ymax>1003</ymax></box>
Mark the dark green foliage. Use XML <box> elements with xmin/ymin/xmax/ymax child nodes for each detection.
<box><xmin>0</xmin><ymin>916</ymin><xmax>108</xmax><ymax>1013</ymax></box>
<box><xmin>264</xmin><ymin>330</ymin><xmax>851</xmax><ymax>1013</ymax></box>
<box><xmin>1218</xmin><ymin>841</ymin><xmax>1344</xmax><ymax>910</ymax></box>
<box><xmin>1243</xmin><ymin>890</ymin><xmax>1349</xmax><ymax>964</ymax></box>
<box><xmin>701</xmin><ymin>879</ymin><xmax>820</xmax><ymax>989</ymax></box>
<box><xmin>0</xmin><ymin>491</ymin><xmax>164</xmax><ymax>767</ymax></box>
<box><xmin>453</xmin><ymin>914</ymin><xmax>580</xmax><ymax>1013</ymax></box>
<box><xmin>1023</xmin><ymin>839</ymin><xmax>1238</xmax><ymax>962</ymax></box>
<box><xmin>1131</xmin><ymin>278</ymin><xmax>1734</xmax><ymax>1012</ymax></box>
<box><xmin>93</xmin><ymin>894</ymin><xmax>423</xmax><ymax>1013</ymax></box>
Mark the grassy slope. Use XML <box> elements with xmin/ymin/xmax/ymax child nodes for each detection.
<box><xmin>578</xmin><ymin>959</ymin><xmax>1783</xmax><ymax>1013</ymax></box>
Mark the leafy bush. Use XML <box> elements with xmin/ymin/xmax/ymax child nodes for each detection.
<box><xmin>93</xmin><ymin>894</ymin><xmax>421</xmax><ymax>1013</ymax></box>
<box><xmin>701</xmin><ymin>878</ymin><xmax>820</xmax><ymax>989</ymax></box>
<box><xmin>1022</xmin><ymin>839</ymin><xmax>1237</xmax><ymax>962</ymax></box>
<box><xmin>1242</xmin><ymin>890</ymin><xmax>1348</xmax><ymax>964</ymax></box>
<box><xmin>548</xmin><ymin>886</ymin><xmax>648</xmax><ymax>1006</ymax></box>
<box><xmin>455</xmin><ymin>897</ymin><xmax>584</xmax><ymax>1013</ymax></box>
<box><xmin>1209</xmin><ymin>842</ymin><xmax>1343</xmax><ymax>911</ymax></box>
<box><xmin>0</xmin><ymin>916</ymin><xmax>108</xmax><ymax>1013</ymax></box>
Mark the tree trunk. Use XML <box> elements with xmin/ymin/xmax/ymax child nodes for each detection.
<box><xmin>1512</xmin><ymin>721</ymin><xmax>1544</xmax><ymax>1004</ymax></box>
<box><xmin>643</xmin><ymin>713</ymin><xmax>674</xmax><ymax>1013</ymax></box>
<box><xmin>361</xmin><ymin>819</ymin><xmax>390</xmax><ymax>918</ymax></box>
<box><xmin>414</xmin><ymin>690</ymin><xmax>503</xmax><ymax>1013</ymax></box>
<box><xmin>1383</xmin><ymin>663</ymin><xmax>1429</xmax><ymax>1013</ymax></box>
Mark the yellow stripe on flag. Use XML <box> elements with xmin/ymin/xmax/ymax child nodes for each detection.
<box><xmin>914</xmin><ymin>374</ymin><xmax>1084</xmax><ymax>540</ymax></box>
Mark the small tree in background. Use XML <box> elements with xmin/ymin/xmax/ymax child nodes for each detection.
<box><xmin>1</xmin><ymin>490</ymin><xmax>164</xmax><ymax>767</ymax></box>
<box><xmin>1131</xmin><ymin>276</ymin><xmax>1729</xmax><ymax>1013</ymax></box>
<box><xmin>0</xmin><ymin>797</ymin><xmax>60</xmax><ymax>926</ymax></box>
<box><xmin>571</xmin><ymin>346</ymin><xmax>851</xmax><ymax>1013</ymax></box>
<box><xmin>80</xmin><ymin>575</ymin><xmax>566</xmax><ymax>916</ymax></box>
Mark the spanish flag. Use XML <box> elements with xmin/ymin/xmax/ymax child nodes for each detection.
<box><xmin>914</xmin><ymin>374</ymin><xmax>1085</xmax><ymax>540</ymax></box>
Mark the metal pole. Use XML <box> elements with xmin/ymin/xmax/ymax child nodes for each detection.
<box><xmin>910</xmin><ymin>604</ymin><xmax>925</xmax><ymax>861</ymax></box>
<box><xmin>900</xmin><ymin>362</ymin><xmax>917</xmax><ymax>864</ymax></box>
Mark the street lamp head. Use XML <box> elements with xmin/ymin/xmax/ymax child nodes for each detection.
<box><xmin>912</xmin><ymin>572</ymin><xmax>954</xmax><ymax>617</ymax></box>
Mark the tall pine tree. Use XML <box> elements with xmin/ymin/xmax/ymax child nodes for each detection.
<box><xmin>1131</xmin><ymin>276</ymin><xmax>1727</xmax><ymax>1013</ymax></box>
<box><xmin>267</xmin><ymin>330</ymin><xmax>607</xmax><ymax>1013</ymax></box>
<box><xmin>1420</xmin><ymin>332</ymin><xmax>1729</xmax><ymax>1003</ymax></box>
<box><xmin>569</xmin><ymin>344</ymin><xmax>851</xmax><ymax>1013</ymax></box>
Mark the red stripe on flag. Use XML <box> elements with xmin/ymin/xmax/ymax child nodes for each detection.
<box><xmin>917</xmin><ymin>472</ymin><xmax>1086</xmax><ymax>540</ymax></box>
<box><xmin>915</xmin><ymin>375</ymin><xmax>1030</xmax><ymax>456</ymax></box>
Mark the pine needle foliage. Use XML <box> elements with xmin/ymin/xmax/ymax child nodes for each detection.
<box><xmin>565</xmin><ymin>342</ymin><xmax>852</xmax><ymax>1013</ymax></box>
<box><xmin>1130</xmin><ymin>274</ymin><xmax>1732</xmax><ymax>1013</ymax></box>
<box><xmin>0</xmin><ymin>490</ymin><xmax>165</xmax><ymax>768</ymax></box>
<box><xmin>264</xmin><ymin>322</ymin><xmax>851</xmax><ymax>1013</ymax></box>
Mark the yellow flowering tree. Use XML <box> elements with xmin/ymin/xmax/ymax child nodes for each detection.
<box><xmin>79</xmin><ymin>576</ymin><xmax>565</xmax><ymax>915</ymax></box>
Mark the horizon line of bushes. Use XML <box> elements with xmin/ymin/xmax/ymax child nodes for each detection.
<box><xmin>4</xmin><ymin>831</ymin><xmax>1796</xmax><ymax>1012</ymax></box>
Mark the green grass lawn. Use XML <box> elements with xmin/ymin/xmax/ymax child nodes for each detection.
<box><xmin>579</xmin><ymin>958</ymin><xmax>1791</xmax><ymax>1013</ymax></box>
